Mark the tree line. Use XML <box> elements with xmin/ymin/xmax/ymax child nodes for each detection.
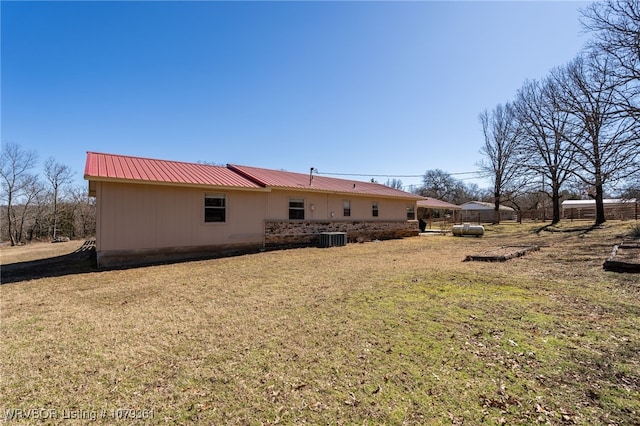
<box><xmin>0</xmin><ymin>143</ymin><xmax>95</xmax><ymax>246</ymax></box>
<box><xmin>476</xmin><ymin>0</ymin><xmax>640</xmax><ymax>225</ymax></box>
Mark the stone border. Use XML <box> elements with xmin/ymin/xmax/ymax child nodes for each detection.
<box><xmin>464</xmin><ymin>245</ymin><xmax>540</xmax><ymax>262</ymax></box>
<box><xmin>603</xmin><ymin>241</ymin><xmax>640</xmax><ymax>273</ymax></box>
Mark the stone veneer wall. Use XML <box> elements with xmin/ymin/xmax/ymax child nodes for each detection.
<box><xmin>264</xmin><ymin>220</ymin><xmax>419</xmax><ymax>246</ymax></box>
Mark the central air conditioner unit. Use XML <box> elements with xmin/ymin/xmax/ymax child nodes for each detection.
<box><xmin>319</xmin><ymin>232</ymin><xmax>347</xmax><ymax>248</ymax></box>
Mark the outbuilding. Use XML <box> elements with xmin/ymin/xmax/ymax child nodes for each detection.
<box><xmin>84</xmin><ymin>152</ymin><xmax>424</xmax><ymax>268</ymax></box>
<box><xmin>561</xmin><ymin>198</ymin><xmax>638</xmax><ymax>221</ymax></box>
<box><xmin>459</xmin><ymin>201</ymin><xmax>517</xmax><ymax>223</ymax></box>
<box><xmin>416</xmin><ymin>198</ymin><xmax>461</xmax><ymax>231</ymax></box>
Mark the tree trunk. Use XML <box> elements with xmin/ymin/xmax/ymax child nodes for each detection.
<box><xmin>52</xmin><ymin>187</ymin><xmax>58</xmax><ymax>240</ymax></box>
<box><xmin>594</xmin><ymin>162</ymin><xmax>606</xmax><ymax>225</ymax></box>
<box><xmin>594</xmin><ymin>181</ymin><xmax>606</xmax><ymax>225</ymax></box>
<box><xmin>6</xmin><ymin>194</ymin><xmax>16</xmax><ymax>246</ymax></box>
<box><xmin>551</xmin><ymin>183</ymin><xmax>561</xmax><ymax>225</ymax></box>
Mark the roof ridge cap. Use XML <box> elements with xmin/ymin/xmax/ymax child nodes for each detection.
<box><xmin>226</xmin><ymin>164</ymin><xmax>267</xmax><ymax>187</ymax></box>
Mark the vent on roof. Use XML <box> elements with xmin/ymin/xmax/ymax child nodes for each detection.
<box><xmin>319</xmin><ymin>232</ymin><xmax>347</xmax><ymax>248</ymax></box>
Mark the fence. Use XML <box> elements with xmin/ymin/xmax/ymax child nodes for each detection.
<box><xmin>561</xmin><ymin>203</ymin><xmax>639</xmax><ymax>221</ymax></box>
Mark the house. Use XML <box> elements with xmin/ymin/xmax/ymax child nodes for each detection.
<box><xmin>84</xmin><ymin>152</ymin><xmax>424</xmax><ymax>268</ymax></box>
<box><xmin>459</xmin><ymin>201</ymin><xmax>517</xmax><ymax>223</ymax></box>
<box><xmin>561</xmin><ymin>198</ymin><xmax>638</xmax><ymax>221</ymax></box>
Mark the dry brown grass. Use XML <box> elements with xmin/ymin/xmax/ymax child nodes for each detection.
<box><xmin>1</xmin><ymin>222</ymin><xmax>639</xmax><ymax>424</ymax></box>
<box><xmin>0</xmin><ymin>240</ymin><xmax>87</xmax><ymax>265</ymax></box>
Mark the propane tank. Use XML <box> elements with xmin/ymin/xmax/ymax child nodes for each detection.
<box><xmin>451</xmin><ymin>223</ymin><xmax>484</xmax><ymax>237</ymax></box>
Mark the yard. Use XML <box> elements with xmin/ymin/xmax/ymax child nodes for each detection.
<box><xmin>1</xmin><ymin>222</ymin><xmax>639</xmax><ymax>424</ymax></box>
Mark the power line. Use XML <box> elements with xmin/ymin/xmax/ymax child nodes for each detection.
<box><xmin>315</xmin><ymin>170</ymin><xmax>487</xmax><ymax>178</ymax></box>
<box><xmin>316</xmin><ymin>171</ymin><xmax>422</xmax><ymax>178</ymax></box>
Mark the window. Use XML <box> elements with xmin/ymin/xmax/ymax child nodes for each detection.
<box><xmin>407</xmin><ymin>205</ymin><xmax>416</xmax><ymax>220</ymax></box>
<box><xmin>289</xmin><ymin>198</ymin><xmax>305</xmax><ymax>220</ymax></box>
<box><xmin>372</xmin><ymin>202</ymin><xmax>379</xmax><ymax>217</ymax></box>
<box><xmin>204</xmin><ymin>193</ymin><xmax>226</xmax><ymax>223</ymax></box>
<box><xmin>343</xmin><ymin>200</ymin><xmax>351</xmax><ymax>217</ymax></box>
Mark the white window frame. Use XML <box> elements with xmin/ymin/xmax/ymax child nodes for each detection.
<box><xmin>204</xmin><ymin>193</ymin><xmax>226</xmax><ymax>223</ymax></box>
<box><xmin>289</xmin><ymin>198</ymin><xmax>305</xmax><ymax>220</ymax></box>
<box><xmin>407</xmin><ymin>205</ymin><xmax>416</xmax><ymax>220</ymax></box>
<box><xmin>343</xmin><ymin>200</ymin><xmax>351</xmax><ymax>217</ymax></box>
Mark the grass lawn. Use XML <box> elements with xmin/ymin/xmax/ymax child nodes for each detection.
<box><xmin>1</xmin><ymin>222</ymin><xmax>639</xmax><ymax>424</ymax></box>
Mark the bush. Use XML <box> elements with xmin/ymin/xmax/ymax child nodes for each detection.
<box><xmin>629</xmin><ymin>223</ymin><xmax>640</xmax><ymax>238</ymax></box>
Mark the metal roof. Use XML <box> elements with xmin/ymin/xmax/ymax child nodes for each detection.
<box><xmin>84</xmin><ymin>152</ymin><xmax>423</xmax><ymax>199</ymax></box>
<box><xmin>460</xmin><ymin>201</ymin><xmax>515</xmax><ymax>211</ymax></box>
<box><xmin>562</xmin><ymin>198</ymin><xmax>637</xmax><ymax>208</ymax></box>
<box><xmin>228</xmin><ymin>164</ymin><xmax>422</xmax><ymax>199</ymax></box>
<box><xmin>84</xmin><ymin>152</ymin><xmax>263</xmax><ymax>189</ymax></box>
<box><xmin>417</xmin><ymin>198</ymin><xmax>461</xmax><ymax>210</ymax></box>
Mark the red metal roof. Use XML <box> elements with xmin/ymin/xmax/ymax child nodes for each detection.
<box><xmin>417</xmin><ymin>198</ymin><xmax>461</xmax><ymax>210</ymax></box>
<box><xmin>228</xmin><ymin>164</ymin><xmax>422</xmax><ymax>199</ymax></box>
<box><xmin>84</xmin><ymin>152</ymin><xmax>423</xmax><ymax>199</ymax></box>
<box><xmin>84</xmin><ymin>152</ymin><xmax>263</xmax><ymax>189</ymax></box>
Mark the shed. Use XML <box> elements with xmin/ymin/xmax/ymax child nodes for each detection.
<box><xmin>459</xmin><ymin>201</ymin><xmax>517</xmax><ymax>223</ymax></box>
<box><xmin>561</xmin><ymin>198</ymin><xmax>638</xmax><ymax>221</ymax></box>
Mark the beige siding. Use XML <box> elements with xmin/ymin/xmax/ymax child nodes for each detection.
<box><xmin>94</xmin><ymin>182</ymin><xmax>417</xmax><ymax>254</ymax></box>
<box><xmin>96</xmin><ymin>182</ymin><xmax>266</xmax><ymax>251</ymax></box>
<box><xmin>266</xmin><ymin>189</ymin><xmax>414</xmax><ymax>221</ymax></box>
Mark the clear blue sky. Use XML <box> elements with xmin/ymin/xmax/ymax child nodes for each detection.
<box><xmin>2</xmin><ymin>1</ymin><xmax>589</xmax><ymax>192</ymax></box>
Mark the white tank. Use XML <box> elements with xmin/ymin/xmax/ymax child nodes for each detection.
<box><xmin>451</xmin><ymin>223</ymin><xmax>484</xmax><ymax>237</ymax></box>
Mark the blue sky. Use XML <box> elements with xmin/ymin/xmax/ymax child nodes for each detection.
<box><xmin>2</xmin><ymin>1</ymin><xmax>589</xmax><ymax>191</ymax></box>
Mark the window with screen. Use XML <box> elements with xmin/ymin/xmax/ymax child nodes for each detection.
<box><xmin>205</xmin><ymin>193</ymin><xmax>226</xmax><ymax>223</ymax></box>
<box><xmin>407</xmin><ymin>205</ymin><xmax>415</xmax><ymax>220</ymax></box>
<box><xmin>289</xmin><ymin>199</ymin><xmax>305</xmax><ymax>220</ymax></box>
<box><xmin>343</xmin><ymin>200</ymin><xmax>351</xmax><ymax>217</ymax></box>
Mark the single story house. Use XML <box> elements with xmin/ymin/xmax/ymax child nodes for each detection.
<box><xmin>84</xmin><ymin>152</ymin><xmax>424</xmax><ymax>268</ymax></box>
<box><xmin>459</xmin><ymin>201</ymin><xmax>517</xmax><ymax>223</ymax></box>
<box><xmin>561</xmin><ymin>198</ymin><xmax>638</xmax><ymax>221</ymax></box>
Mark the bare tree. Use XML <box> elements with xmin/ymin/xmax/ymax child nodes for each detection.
<box><xmin>551</xmin><ymin>54</ymin><xmax>640</xmax><ymax>224</ymax></box>
<box><xmin>478</xmin><ymin>103</ymin><xmax>526</xmax><ymax>224</ymax></box>
<box><xmin>44</xmin><ymin>157</ymin><xmax>74</xmax><ymax>240</ymax></box>
<box><xmin>26</xmin><ymin>183</ymin><xmax>51</xmax><ymax>241</ymax></box>
<box><xmin>582</xmin><ymin>0</ymin><xmax>640</xmax><ymax>132</ymax></box>
<box><xmin>0</xmin><ymin>143</ymin><xmax>39</xmax><ymax>245</ymax></box>
<box><xmin>420</xmin><ymin>169</ymin><xmax>457</xmax><ymax>201</ymax></box>
<box><xmin>69</xmin><ymin>185</ymin><xmax>96</xmax><ymax>238</ymax></box>
<box><xmin>582</xmin><ymin>0</ymin><xmax>640</xmax><ymax>87</ymax></box>
<box><xmin>620</xmin><ymin>176</ymin><xmax>640</xmax><ymax>199</ymax></box>
<box><xmin>384</xmin><ymin>178</ymin><xmax>404</xmax><ymax>190</ymax></box>
<box><xmin>419</xmin><ymin>169</ymin><xmax>474</xmax><ymax>204</ymax></box>
<box><xmin>514</xmin><ymin>78</ymin><xmax>578</xmax><ymax>224</ymax></box>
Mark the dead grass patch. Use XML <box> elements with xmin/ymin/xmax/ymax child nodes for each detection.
<box><xmin>1</xmin><ymin>240</ymin><xmax>87</xmax><ymax>265</ymax></box>
<box><xmin>1</xmin><ymin>222</ymin><xmax>639</xmax><ymax>424</ymax></box>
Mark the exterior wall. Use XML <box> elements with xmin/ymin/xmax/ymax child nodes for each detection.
<box><xmin>95</xmin><ymin>181</ymin><xmax>267</xmax><ymax>267</ymax></box>
<box><xmin>562</xmin><ymin>203</ymin><xmax>639</xmax><ymax>221</ymax></box>
<box><xmin>265</xmin><ymin>189</ymin><xmax>412</xmax><ymax>221</ymax></box>
<box><xmin>94</xmin><ymin>182</ymin><xmax>418</xmax><ymax>268</ymax></box>
<box><xmin>460</xmin><ymin>209</ymin><xmax>517</xmax><ymax>223</ymax></box>
<box><xmin>264</xmin><ymin>220</ymin><xmax>419</xmax><ymax>246</ymax></box>
<box><xmin>263</xmin><ymin>190</ymin><xmax>419</xmax><ymax>245</ymax></box>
